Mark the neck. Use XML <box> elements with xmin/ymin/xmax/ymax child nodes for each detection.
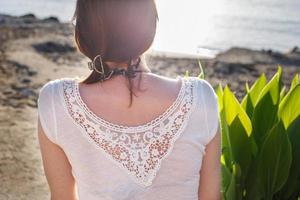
<box><xmin>106</xmin><ymin>57</ymin><xmax>137</xmax><ymax>68</ymax></box>
<box><xmin>105</xmin><ymin>57</ymin><xmax>150</xmax><ymax>72</ymax></box>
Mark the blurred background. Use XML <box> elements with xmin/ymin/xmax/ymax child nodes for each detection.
<box><xmin>1</xmin><ymin>0</ymin><xmax>300</xmax><ymax>57</ymax></box>
<box><xmin>0</xmin><ymin>0</ymin><xmax>299</xmax><ymax>199</ymax></box>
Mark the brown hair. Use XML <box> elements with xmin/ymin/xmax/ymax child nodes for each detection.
<box><xmin>72</xmin><ymin>0</ymin><xmax>159</xmax><ymax>106</ymax></box>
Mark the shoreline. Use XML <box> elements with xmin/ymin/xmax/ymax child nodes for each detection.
<box><xmin>0</xmin><ymin>13</ymin><xmax>299</xmax><ymax>199</ymax></box>
<box><xmin>2</xmin><ymin>13</ymin><xmax>299</xmax><ymax>60</ymax></box>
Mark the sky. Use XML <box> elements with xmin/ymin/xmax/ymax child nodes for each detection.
<box><xmin>152</xmin><ymin>0</ymin><xmax>222</xmax><ymax>56</ymax></box>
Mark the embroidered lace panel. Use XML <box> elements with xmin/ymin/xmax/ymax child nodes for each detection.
<box><xmin>62</xmin><ymin>76</ymin><xmax>196</xmax><ymax>187</ymax></box>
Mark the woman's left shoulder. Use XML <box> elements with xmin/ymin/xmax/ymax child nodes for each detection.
<box><xmin>187</xmin><ymin>76</ymin><xmax>220</xmax><ymax>144</ymax></box>
<box><xmin>186</xmin><ymin>76</ymin><xmax>217</xmax><ymax>96</ymax></box>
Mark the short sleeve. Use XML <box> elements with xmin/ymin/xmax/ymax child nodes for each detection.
<box><xmin>198</xmin><ymin>78</ymin><xmax>220</xmax><ymax>145</ymax></box>
<box><xmin>37</xmin><ymin>80</ymin><xmax>58</xmax><ymax>144</ymax></box>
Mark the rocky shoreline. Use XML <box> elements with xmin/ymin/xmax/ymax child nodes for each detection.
<box><xmin>0</xmin><ymin>13</ymin><xmax>299</xmax><ymax>199</ymax></box>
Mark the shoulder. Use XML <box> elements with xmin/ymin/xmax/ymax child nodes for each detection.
<box><xmin>188</xmin><ymin>76</ymin><xmax>220</xmax><ymax>144</ymax></box>
<box><xmin>38</xmin><ymin>77</ymin><xmax>77</xmax><ymax>101</ymax></box>
<box><xmin>187</xmin><ymin>76</ymin><xmax>214</xmax><ymax>88</ymax></box>
<box><xmin>187</xmin><ymin>76</ymin><xmax>217</xmax><ymax>99</ymax></box>
<box><xmin>39</xmin><ymin>79</ymin><xmax>57</xmax><ymax>90</ymax></box>
<box><xmin>38</xmin><ymin>79</ymin><xmax>58</xmax><ymax>99</ymax></box>
<box><xmin>187</xmin><ymin>76</ymin><xmax>219</xmax><ymax>121</ymax></box>
<box><xmin>39</xmin><ymin>77</ymin><xmax>77</xmax><ymax>94</ymax></box>
<box><xmin>38</xmin><ymin>79</ymin><xmax>57</xmax><ymax>98</ymax></box>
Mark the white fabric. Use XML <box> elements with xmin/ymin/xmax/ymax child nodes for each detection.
<box><xmin>37</xmin><ymin>76</ymin><xmax>220</xmax><ymax>200</ymax></box>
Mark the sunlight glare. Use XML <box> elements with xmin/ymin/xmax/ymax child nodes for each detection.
<box><xmin>152</xmin><ymin>0</ymin><xmax>223</xmax><ymax>57</ymax></box>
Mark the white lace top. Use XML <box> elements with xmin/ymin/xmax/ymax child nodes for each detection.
<box><xmin>37</xmin><ymin>75</ymin><xmax>219</xmax><ymax>200</ymax></box>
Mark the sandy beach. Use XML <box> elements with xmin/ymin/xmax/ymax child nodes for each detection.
<box><xmin>0</xmin><ymin>13</ymin><xmax>299</xmax><ymax>199</ymax></box>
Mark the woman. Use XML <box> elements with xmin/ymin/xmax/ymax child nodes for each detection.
<box><xmin>37</xmin><ymin>0</ymin><xmax>221</xmax><ymax>199</ymax></box>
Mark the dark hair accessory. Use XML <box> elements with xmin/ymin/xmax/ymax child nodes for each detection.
<box><xmin>88</xmin><ymin>55</ymin><xmax>145</xmax><ymax>82</ymax></box>
<box><xmin>88</xmin><ymin>54</ymin><xmax>105</xmax><ymax>74</ymax></box>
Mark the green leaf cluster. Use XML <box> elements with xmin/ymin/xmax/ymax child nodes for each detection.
<box><xmin>215</xmin><ymin>66</ymin><xmax>300</xmax><ymax>200</ymax></box>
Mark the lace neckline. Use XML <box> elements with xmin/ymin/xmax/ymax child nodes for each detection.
<box><xmin>61</xmin><ymin>76</ymin><xmax>196</xmax><ymax>187</ymax></box>
<box><xmin>71</xmin><ymin>76</ymin><xmax>186</xmax><ymax>132</ymax></box>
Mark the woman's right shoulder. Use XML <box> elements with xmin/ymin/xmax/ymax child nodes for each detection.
<box><xmin>39</xmin><ymin>79</ymin><xmax>57</xmax><ymax>97</ymax></box>
<box><xmin>38</xmin><ymin>77</ymin><xmax>78</xmax><ymax>98</ymax></box>
<box><xmin>39</xmin><ymin>77</ymin><xmax>78</xmax><ymax>91</ymax></box>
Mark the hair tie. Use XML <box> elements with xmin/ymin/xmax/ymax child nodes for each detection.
<box><xmin>88</xmin><ymin>54</ymin><xmax>105</xmax><ymax>74</ymax></box>
<box><xmin>88</xmin><ymin>55</ymin><xmax>145</xmax><ymax>82</ymax></box>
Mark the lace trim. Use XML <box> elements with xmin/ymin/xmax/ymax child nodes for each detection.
<box><xmin>62</xmin><ymin>76</ymin><xmax>196</xmax><ymax>187</ymax></box>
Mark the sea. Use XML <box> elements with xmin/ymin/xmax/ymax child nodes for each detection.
<box><xmin>0</xmin><ymin>0</ymin><xmax>299</xmax><ymax>58</ymax></box>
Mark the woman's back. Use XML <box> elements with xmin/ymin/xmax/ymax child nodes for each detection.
<box><xmin>37</xmin><ymin>1</ymin><xmax>220</xmax><ymax>199</ymax></box>
<box><xmin>37</xmin><ymin>74</ymin><xmax>219</xmax><ymax>200</ymax></box>
<box><xmin>75</xmin><ymin>73</ymin><xmax>185</xmax><ymax>127</ymax></box>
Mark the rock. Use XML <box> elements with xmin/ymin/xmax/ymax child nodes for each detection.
<box><xmin>19</xmin><ymin>13</ymin><xmax>37</xmax><ymax>24</ymax></box>
<box><xmin>11</xmin><ymin>82</ymin><xmax>25</xmax><ymax>90</ymax></box>
<box><xmin>32</xmin><ymin>41</ymin><xmax>76</xmax><ymax>53</ymax></box>
<box><xmin>21</xmin><ymin>78</ymin><xmax>31</xmax><ymax>84</ymax></box>
<box><xmin>214</xmin><ymin>47</ymin><xmax>274</xmax><ymax>65</ymax></box>
<box><xmin>42</xmin><ymin>16</ymin><xmax>59</xmax><ymax>23</ymax></box>
<box><xmin>0</xmin><ymin>15</ymin><xmax>8</xmax><ymax>24</ymax></box>
<box><xmin>290</xmin><ymin>46</ymin><xmax>299</xmax><ymax>54</ymax></box>
<box><xmin>5</xmin><ymin>61</ymin><xmax>37</xmax><ymax>77</ymax></box>
<box><xmin>213</xmin><ymin>61</ymin><xmax>255</xmax><ymax>75</ymax></box>
<box><xmin>27</xmin><ymin>70</ymin><xmax>37</xmax><ymax>76</ymax></box>
<box><xmin>8</xmin><ymin>99</ymin><xmax>20</xmax><ymax>108</ymax></box>
<box><xmin>214</xmin><ymin>47</ymin><xmax>300</xmax><ymax>67</ymax></box>
<box><xmin>2</xmin><ymin>89</ymin><xmax>13</xmax><ymax>95</ymax></box>
<box><xmin>267</xmin><ymin>49</ymin><xmax>273</xmax><ymax>54</ymax></box>
<box><xmin>19</xmin><ymin>88</ymin><xmax>36</xmax><ymax>98</ymax></box>
<box><xmin>19</xmin><ymin>14</ymin><xmax>36</xmax><ymax>19</ymax></box>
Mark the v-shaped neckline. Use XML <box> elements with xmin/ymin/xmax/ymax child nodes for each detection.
<box><xmin>71</xmin><ymin>76</ymin><xmax>187</xmax><ymax>132</ymax></box>
<box><xmin>61</xmin><ymin>76</ymin><xmax>196</xmax><ymax>187</ymax></box>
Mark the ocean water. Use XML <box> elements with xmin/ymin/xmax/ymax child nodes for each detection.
<box><xmin>0</xmin><ymin>0</ymin><xmax>299</xmax><ymax>57</ymax></box>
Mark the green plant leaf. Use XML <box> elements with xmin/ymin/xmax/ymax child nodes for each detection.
<box><xmin>278</xmin><ymin>115</ymin><xmax>300</xmax><ymax>199</ymax></box>
<box><xmin>220</xmin><ymin>106</ymin><xmax>233</xmax><ymax>169</ymax></box>
<box><xmin>241</xmin><ymin>73</ymin><xmax>267</xmax><ymax>118</ymax></box>
<box><xmin>225</xmin><ymin>170</ymin><xmax>236</xmax><ymax>200</ymax></box>
<box><xmin>280</xmin><ymin>86</ymin><xmax>286</xmax><ymax>102</ymax></box>
<box><xmin>278</xmin><ymin>85</ymin><xmax>300</xmax><ymax>129</ymax></box>
<box><xmin>257</xmin><ymin>120</ymin><xmax>292</xmax><ymax>200</ymax></box>
<box><xmin>256</xmin><ymin>67</ymin><xmax>282</xmax><ymax>106</ymax></box>
<box><xmin>184</xmin><ymin>70</ymin><xmax>189</xmax><ymax>78</ymax></box>
<box><xmin>216</xmin><ymin>83</ymin><xmax>224</xmax><ymax>112</ymax></box>
<box><xmin>251</xmin><ymin>67</ymin><xmax>282</xmax><ymax>146</ymax></box>
<box><xmin>291</xmin><ymin>74</ymin><xmax>299</xmax><ymax>90</ymax></box>
<box><xmin>244</xmin><ymin>158</ymin><xmax>264</xmax><ymax>200</ymax></box>
<box><xmin>197</xmin><ymin>59</ymin><xmax>205</xmax><ymax>79</ymax></box>
<box><xmin>222</xmin><ymin>162</ymin><xmax>232</xmax><ymax>199</ymax></box>
<box><xmin>223</xmin><ymin>86</ymin><xmax>255</xmax><ymax>189</ymax></box>
<box><xmin>224</xmin><ymin>86</ymin><xmax>252</xmax><ymax>135</ymax></box>
<box><xmin>280</xmin><ymin>73</ymin><xmax>300</xmax><ymax>105</ymax></box>
<box><xmin>245</xmin><ymin>81</ymin><xmax>250</xmax><ymax>93</ymax></box>
<box><xmin>217</xmin><ymin>84</ymin><xmax>233</xmax><ymax>169</ymax></box>
<box><xmin>225</xmin><ymin>164</ymin><xmax>242</xmax><ymax>200</ymax></box>
<box><xmin>227</xmin><ymin>116</ymin><xmax>253</xmax><ymax>187</ymax></box>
